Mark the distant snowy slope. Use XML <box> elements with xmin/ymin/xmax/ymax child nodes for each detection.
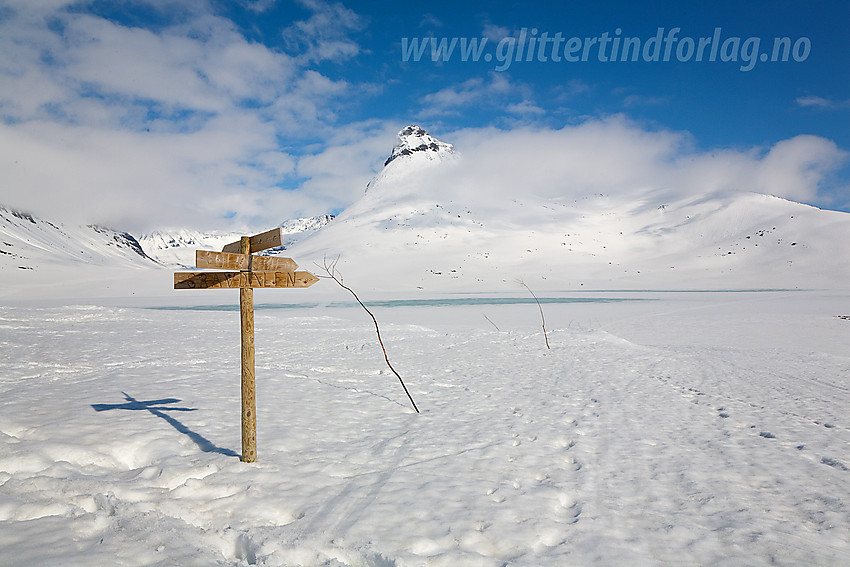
<box><xmin>0</xmin><ymin>207</ymin><xmax>156</xmax><ymax>272</ymax></box>
<box><xmin>289</xmin><ymin>126</ymin><xmax>850</xmax><ymax>291</ymax></box>
<box><xmin>138</xmin><ymin>229</ymin><xmax>242</xmax><ymax>268</ymax></box>
<box><xmin>139</xmin><ymin>215</ymin><xmax>335</xmax><ymax>267</ymax></box>
<box><xmin>0</xmin><ymin>207</ymin><xmax>167</xmax><ymax>301</ymax></box>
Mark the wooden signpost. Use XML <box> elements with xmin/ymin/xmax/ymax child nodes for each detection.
<box><xmin>173</xmin><ymin>228</ymin><xmax>318</xmax><ymax>462</ymax></box>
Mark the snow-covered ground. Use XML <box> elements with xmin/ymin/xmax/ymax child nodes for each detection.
<box><xmin>2</xmin><ymin>289</ymin><xmax>849</xmax><ymax>566</ymax></box>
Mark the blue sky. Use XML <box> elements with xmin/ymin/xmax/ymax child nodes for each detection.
<box><xmin>0</xmin><ymin>0</ymin><xmax>847</xmax><ymax>232</ymax></box>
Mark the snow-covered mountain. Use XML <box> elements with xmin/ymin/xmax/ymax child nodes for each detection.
<box><xmin>4</xmin><ymin>125</ymin><xmax>850</xmax><ymax>300</ymax></box>
<box><xmin>0</xmin><ymin>207</ymin><xmax>156</xmax><ymax>272</ymax></box>
<box><xmin>0</xmin><ymin>207</ymin><xmax>335</xmax><ymax>300</ymax></box>
<box><xmin>0</xmin><ymin>207</ymin><xmax>165</xmax><ymax>300</ymax></box>
<box><xmin>288</xmin><ymin>125</ymin><xmax>850</xmax><ymax>292</ymax></box>
<box><xmin>365</xmin><ymin>125</ymin><xmax>457</xmax><ymax>194</ymax></box>
<box><xmin>138</xmin><ymin>215</ymin><xmax>335</xmax><ymax>267</ymax></box>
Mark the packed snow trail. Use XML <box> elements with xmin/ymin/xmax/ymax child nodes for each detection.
<box><xmin>0</xmin><ymin>299</ymin><xmax>849</xmax><ymax>565</ymax></box>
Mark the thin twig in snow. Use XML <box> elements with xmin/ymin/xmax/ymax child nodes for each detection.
<box><xmin>518</xmin><ymin>280</ymin><xmax>550</xmax><ymax>349</ymax></box>
<box><xmin>317</xmin><ymin>256</ymin><xmax>420</xmax><ymax>413</ymax></box>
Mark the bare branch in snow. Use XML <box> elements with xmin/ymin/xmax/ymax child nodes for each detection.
<box><xmin>317</xmin><ymin>256</ymin><xmax>420</xmax><ymax>413</ymax></box>
<box><xmin>518</xmin><ymin>280</ymin><xmax>550</xmax><ymax>349</ymax></box>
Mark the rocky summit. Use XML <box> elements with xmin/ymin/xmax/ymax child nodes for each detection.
<box><xmin>383</xmin><ymin>125</ymin><xmax>455</xmax><ymax>167</ymax></box>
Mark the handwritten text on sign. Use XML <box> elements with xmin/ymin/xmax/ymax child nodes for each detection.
<box><xmin>195</xmin><ymin>250</ymin><xmax>298</xmax><ymax>271</ymax></box>
<box><xmin>174</xmin><ymin>271</ymin><xmax>319</xmax><ymax>289</ymax></box>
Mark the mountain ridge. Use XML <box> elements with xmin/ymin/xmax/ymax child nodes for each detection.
<box><xmin>139</xmin><ymin>215</ymin><xmax>335</xmax><ymax>267</ymax></box>
<box><xmin>287</xmin><ymin>126</ymin><xmax>850</xmax><ymax>292</ymax></box>
<box><xmin>0</xmin><ymin>206</ymin><xmax>157</xmax><ymax>271</ymax></box>
<box><xmin>383</xmin><ymin>125</ymin><xmax>455</xmax><ymax>167</ymax></box>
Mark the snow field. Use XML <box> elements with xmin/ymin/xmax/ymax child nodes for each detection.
<box><xmin>1</xmin><ymin>294</ymin><xmax>849</xmax><ymax>565</ymax></box>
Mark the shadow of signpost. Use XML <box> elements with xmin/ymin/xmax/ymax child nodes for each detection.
<box><xmin>92</xmin><ymin>391</ymin><xmax>240</xmax><ymax>458</ymax></box>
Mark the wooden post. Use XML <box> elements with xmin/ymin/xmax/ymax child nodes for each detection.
<box><xmin>173</xmin><ymin>227</ymin><xmax>317</xmax><ymax>462</ymax></box>
<box><xmin>239</xmin><ymin>236</ymin><xmax>257</xmax><ymax>462</ymax></box>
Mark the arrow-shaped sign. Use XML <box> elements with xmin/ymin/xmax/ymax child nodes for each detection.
<box><xmin>221</xmin><ymin>227</ymin><xmax>283</xmax><ymax>254</ymax></box>
<box><xmin>174</xmin><ymin>271</ymin><xmax>319</xmax><ymax>289</ymax></box>
<box><xmin>195</xmin><ymin>250</ymin><xmax>298</xmax><ymax>271</ymax></box>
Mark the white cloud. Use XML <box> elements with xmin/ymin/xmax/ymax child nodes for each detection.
<box><xmin>0</xmin><ymin>1</ymin><xmax>369</xmax><ymax>233</ymax></box>
<box><xmin>482</xmin><ymin>23</ymin><xmax>511</xmax><ymax>42</ymax></box>
<box><xmin>446</xmin><ymin>117</ymin><xmax>687</xmax><ymax>197</ymax></box>
<box><xmin>239</xmin><ymin>0</ymin><xmax>279</xmax><ymax>12</ymax></box>
<box><xmin>751</xmin><ymin>135</ymin><xmax>847</xmax><ymax>202</ymax></box>
<box><xmin>420</xmin><ymin>73</ymin><xmax>524</xmax><ymax>117</ymax></box>
<box><xmin>0</xmin><ymin>110</ymin><xmax>285</xmax><ymax>230</ymax></box>
<box><xmin>295</xmin><ymin>120</ymin><xmax>400</xmax><ymax>207</ymax></box>
<box><xmin>796</xmin><ymin>96</ymin><xmax>850</xmax><ymax>109</ymax></box>
<box><xmin>61</xmin><ymin>16</ymin><xmax>225</xmax><ymax>112</ymax></box>
<box><xmin>506</xmin><ymin>100</ymin><xmax>546</xmax><ymax>116</ymax></box>
<box><xmin>407</xmin><ymin>117</ymin><xmax>848</xmax><ymax>208</ymax></box>
<box><xmin>282</xmin><ymin>0</ymin><xmax>365</xmax><ymax>63</ymax></box>
<box><xmin>622</xmin><ymin>94</ymin><xmax>668</xmax><ymax>108</ymax></box>
<box><xmin>418</xmin><ymin>14</ymin><xmax>444</xmax><ymax>30</ymax></box>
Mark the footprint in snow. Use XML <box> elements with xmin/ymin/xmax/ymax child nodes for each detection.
<box><xmin>821</xmin><ymin>457</ymin><xmax>848</xmax><ymax>471</ymax></box>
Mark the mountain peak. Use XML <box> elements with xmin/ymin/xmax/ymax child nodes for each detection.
<box><xmin>384</xmin><ymin>125</ymin><xmax>454</xmax><ymax>167</ymax></box>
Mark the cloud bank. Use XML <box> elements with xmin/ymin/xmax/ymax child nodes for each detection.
<box><xmin>415</xmin><ymin>118</ymin><xmax>846</xmax><ymax>208</ymax></box>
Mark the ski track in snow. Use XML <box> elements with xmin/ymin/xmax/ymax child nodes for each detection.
<box><xmin>0</xmin><ymin>300</ymin><xmax>849</xmax><ymax>566</ymax></box>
